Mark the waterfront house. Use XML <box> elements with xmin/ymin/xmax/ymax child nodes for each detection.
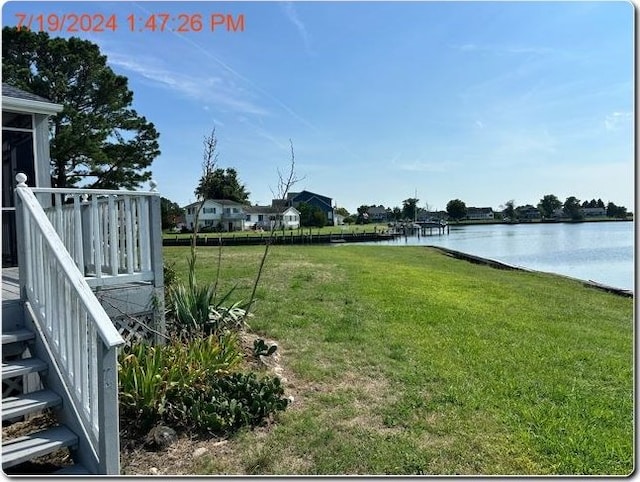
<box><xmin>2</xmin><ymin>84</ymin><xmax>164</xmax><ymax>474</ymax></box>
<box><xmin>245</xmin><ymin>204</ymin><xmax>301</xmax><ymax>230</ymax></box>
<box><xmin>518</xmin><ymin>205</ymin><xmax>541</xmax><ymax>220</ymax></box>
<box><xmin>466</xmin><ymin>207</ymin><xmax>495</xmax><ymax>220</ymax></box>
<box><xmin>183</xmin><ymin>199</ymin><xmax>246</xmax><ymax>232</ymax></box>
<box><xmin>286</xmin><ymin>190</ymin><xmax>336</xmax><ymax>225</ymax></box>
<box><xmin>581</xmin><ymin>207</ymin><xmax>606</xmax><ymax>217</ymax></box>
<box><xmin>366</xmin><ymin>205</ymin><xmax>390</xmax><ymax>223</ymax></box>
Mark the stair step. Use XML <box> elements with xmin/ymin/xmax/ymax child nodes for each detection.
<box><xmin>2</xmin><ymin>358</ymin><xmax>48</xmax><ymax>380</ymax></box>
<box><xmin>2</xmin><ymin>329</ymin><xmax>34</xmax><ymax>345</ymax></box>
<box><xmin>2</xmin><ymin>390</ymin><xmax>62</xmax><ymax>421</ymax></box>
<box><xmin>55</xmin><ymin>464</ymin><xmax>91</xmax><ymax>475</ymax></box>
<box><xmin>2</xmin><ymin>425</ymin><xmax>78</xmax><ymax>469</ymax></box>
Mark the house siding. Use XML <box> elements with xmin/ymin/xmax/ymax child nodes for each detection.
<box><xmin>287</xmin><ymin>190</ymin><xmax>335</xmax><ymax>225</ymax></box>
<box><xmin>183</xmin><ymin>199</ymin><xmax>246</xmax><ymax>231</ymax></box>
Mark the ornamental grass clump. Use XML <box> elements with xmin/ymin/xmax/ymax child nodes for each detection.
<box><xmin>167</xmin><ymin>253</ymin><xmax>249</xmax><ymax>338</ymax></box>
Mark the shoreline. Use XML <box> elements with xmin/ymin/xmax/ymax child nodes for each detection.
<box><xmin>427</xmin><ymin>245</ymin><xmax>634</xmax><ymax>298</ymax></box>
<box><xmin>450</xmin><ymin>217</ymin><xmax>633</xmax><ymax>227</ymax></box>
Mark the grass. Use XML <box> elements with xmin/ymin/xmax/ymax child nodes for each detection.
<box><xmin>163</xmin><ymin>245</ymin><xmax>634</xmax><ymax>475</ymax></box>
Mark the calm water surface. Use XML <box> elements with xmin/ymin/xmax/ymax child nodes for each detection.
<box><xmin>355</xmin><ymin>221</ymin><xmax>635</xmax><ymax>291</ymax></box>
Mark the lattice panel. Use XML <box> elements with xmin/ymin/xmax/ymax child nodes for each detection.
<box><xmin>113</xmin><ymin>313</ymin><xmax>158</xmax><ymax>347</ymax></box>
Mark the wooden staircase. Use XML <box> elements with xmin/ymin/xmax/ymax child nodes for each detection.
<box><xmin>2</xmin><ymin>323</ymin><xmax>90</xmax><ymax>475</ymax></box>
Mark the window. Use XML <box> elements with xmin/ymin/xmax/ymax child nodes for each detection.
<box><xmin>258</xmin><ymin>215</ymin><xmax>264</xmax><ymax>222</ymax></box>
<box><xmin>203</xmin><ymin>207</ymin><xmax>217</xmax><ymax>214</ymax></box>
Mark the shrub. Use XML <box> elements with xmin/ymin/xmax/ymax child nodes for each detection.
<box><xmin>176</xmin><ymin>373</ymin><xmax>289</xmax><ymax>434</ymax></box>
<box><xmin>118</xmin><ymin>335</ymin><xmax>289</xmax><ymax>436</ymax></box>
<box><xmin>118</xmin><ymin>333</ymin><xmax>243</xmax><ymax>433</ymax></box>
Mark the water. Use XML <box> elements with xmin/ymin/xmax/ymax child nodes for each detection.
<box><xmin>352</xmin><ymin>221</ymin><xmax>635</xmax><ymax>291</ymax></box>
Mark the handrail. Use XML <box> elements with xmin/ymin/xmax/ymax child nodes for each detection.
<box><xmin>30</xmin><ymin>180</ymin><xmax>159</xmax><ymax>197</ymax></box>
<box><xmin>15</xmin><ymin>173</ymin><xmax>124</xmax><ymax>474</ymax></box>
<box><xmin>16</xmin><ymin>176</ymin><xmax>124</xmax><ymax>348</ymax></box>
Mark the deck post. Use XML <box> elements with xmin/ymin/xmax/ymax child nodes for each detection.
<box><xmin>97</xmin><ymin>342</ymin><xmax>120</xmax><ymax>475</ymax></box>
<box><xmin>147</xmin><ymin>181</ymin><xmax>165</xmax><ymax>344</ymax></box>
<box><xmin>15</xmin><ymin>174</ymin><xmax>28</xmax><ymax>299</ymax></box>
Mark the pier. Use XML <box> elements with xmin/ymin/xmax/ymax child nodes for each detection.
<box><xmin>394</xmin><ymin>221</ymin><xmax>449</xmax><ymax>237</ymax></box>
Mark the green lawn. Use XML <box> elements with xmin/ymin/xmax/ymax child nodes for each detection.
<box><xmin>163</xmin><ymin>245</ymin><xmax>634</xmax><ymax>475</ymax></box>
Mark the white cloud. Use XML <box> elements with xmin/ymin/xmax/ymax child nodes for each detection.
<box><xmin>106</xmin><ymin>53</ymin><xmax>269</xmax><ymax>116</ymax></box>
<box><xmin>604</xmin><ymin>111</ymin><xmax>633</xmax><ymax>131</ymax></box>
<box><xmin>281</xmin><ymin>2</ymin><xmax>312</xmax><ymax>53</ymax></box>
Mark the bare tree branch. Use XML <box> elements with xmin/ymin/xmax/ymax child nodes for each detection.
<box><xmin>190</xmin><ymin>128</ymin><xmax>219</xmax><ymax>286</ymax></box>
<box><xmin>270</xmin><ymin>139</ymin><xmax>306</xmax><ymax>200</ymax></box>
<box><xmin>247</xmin><ymin>139</ymin><xmax>304</xmax><ymax>317</ymax></box>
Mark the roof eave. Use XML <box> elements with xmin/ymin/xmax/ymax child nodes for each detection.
<box><xmin>3</xmin><ymin>96</ymin><xmax>64</xmax><ymax>115</ymax></box>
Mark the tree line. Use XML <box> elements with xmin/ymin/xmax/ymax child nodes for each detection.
<box><xmin>337</xmin><ymin>194</ymin><xmax>630</xmax><ymax>227</ymax></box>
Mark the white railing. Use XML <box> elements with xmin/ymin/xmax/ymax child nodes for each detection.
<box><xmin>15</xmin><ymin>174</ymin><xmax>124</xmax><ymax>475</ymax></box>
<box><xmin>32</xmin><ymin>182</ymin><xmax>160</xmax><ymax>288</ymax></box>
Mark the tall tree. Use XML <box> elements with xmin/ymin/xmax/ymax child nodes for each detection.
<box><xmin>2</xmin><ymin>27</ymin><xmax>160</xmax><ymax>189</ymax></box>
<box><xmin>537</xmin><ymin>194</ymin><xmax>562</xmax><ymax>218</ymax></box>
<box><xmin>297</xmin><ymin>202</ymin><xmax>325</xmax><ymax>227</ymax></box>
<box><xmin>160</xmin><ymin>197</ymin><xmax>183</xmax><ymax>230</ymax></box>
<box><xmin>195</xmin><ymin>167</ymin><xmax>250</xmax><ymax>204</ymax></box>
<box><xmin>402</xmin><ymin>198</ymin><xmax>419</xmax><ymax>220</ymax></box>
<box><xmin>356</xmin><ymin>205</ymin><xmax>370</xmax><ymax>224</ymax></box>
<box><xmin>606</xmin><ymin>202</ymin><xmax>627</xmax><ymax>218</ymax></box>
<box><xmin>563</xmin><ymin>196</ymin><xmax>583</xmax><ymax>220</ymax></box>
<box><xmin>446</xmin><ymin>199</ymin><xmax>467</xmax><ymax>222</ymax></box>
<box><xmin>502</xmin><ymin>199</ymin><xmax>516</xmax><ymax>221</ymax></box>
<box><xmin>335</xmin><ymin>207</ymin><xmax>350</xmax><ymax>218</ymax></box>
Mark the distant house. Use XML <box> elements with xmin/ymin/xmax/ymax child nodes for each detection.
<box><xmin>466</xmin><ymin>207</ymin><xmax>494</xmax><ymax>220</ymax></box>
<box><xmin>286</xmin><ymin>190</ymin><xmax>336</xmax><ymax>225</ymax></box>
<box><xmin>518</xmin><ymin>205</ymin><xmax>541</xmax><ymax>220</ymax></box>
<box><xmin>245</xmin><ymin>204</ymin><xmax>300</xmax><ymax>230</ymax></box>
<box><xmin>581</xmin><ymin>207</ymin><xmax>606</xmax><ymax>217</ymax></box>
<box><xmin>367</xmin><ymin>205</ymin><xmax>389</xmax><ymax>222</ymax></box>
<box><xmin>183</xmin><ymin>199</ymin><xmax>246</xmax><ymax>231</ymax></box>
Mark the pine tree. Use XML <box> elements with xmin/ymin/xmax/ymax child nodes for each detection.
<box><xmin>3</xmin><ymin>27</ymin><xmax>160</xmax><ymax>189</ymax></box>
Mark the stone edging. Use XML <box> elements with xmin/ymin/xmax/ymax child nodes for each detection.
<box><xmin>426</xmin><ymin>245</ymin><xmax>633</xmax><ymax>298</ymax></box>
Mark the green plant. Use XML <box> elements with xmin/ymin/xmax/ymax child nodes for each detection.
<box><xmin>118</xmin><ymin>333</ymin><xmax>243</xmax><ymax>432</ymax></box>
<box><xmin>163</xmin><ymin>261</ymin><xmax>179</xmax><ymax>292</ymax></box>
<box><xmin>181</xmin><ymin>372</ymin><xmax>289</xmax><ymax>434</ymax></box>
<box><xmin>253</xmin><ymin>338</ymin><xmax>278</xmax><ymax>358</ymax></box>
<box><xmin>168</xmin><ymin>254</ymin><xmax>248</xmax><ymax>338</ymax></box>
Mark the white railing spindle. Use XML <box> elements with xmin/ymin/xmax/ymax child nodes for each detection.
<box><xmin>32</xmin><ymin>187</ymin><xmax>158</xmax><ymax>288</ymax></box>
<box><xmin>108</xmin><ymin>196</ymin><xmax>118</xmax><ymax>276</ymax></box>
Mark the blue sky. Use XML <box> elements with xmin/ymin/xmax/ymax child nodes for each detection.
<box><xmin>3</xmin><ymin>1</ymin><xmax>634</xmax><ymax>213</ymax></box>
